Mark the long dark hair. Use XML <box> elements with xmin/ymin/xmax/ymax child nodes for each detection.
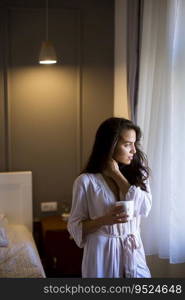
<box><xmin>81</xmin><ymin>117</ymin><xmax>150</xmax><ymax>191</ymax></box>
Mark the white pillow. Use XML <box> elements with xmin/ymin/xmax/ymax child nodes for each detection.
<box><xmin>0</xmin><ymin>228</ymin><xmax>8</xmax><ymax>247</ymax></box>
<box><xmin>0</xmin><ymin>213</ymin><xmax>9</xmax><ymax>247</ymax></box>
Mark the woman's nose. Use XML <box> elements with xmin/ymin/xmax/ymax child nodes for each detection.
<box><xmin>131</xmin><ymin>144</ymin><xmax>136</xmax><ymax>154</ymax></box>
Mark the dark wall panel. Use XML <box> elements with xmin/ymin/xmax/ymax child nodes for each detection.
<box><xmin>0</xmin><ymin>0</ymin><xmax>114</xmax><ymax>220</ymax></box>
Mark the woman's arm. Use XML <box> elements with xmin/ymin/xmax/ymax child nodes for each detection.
<box><xmin>82</xmin><ymin>205</ymin><xmax>128</xmax><ymax>238</ymax></box>
<box><xmin>68</xmin><ymin>174</ymin><xmax>129</xmax><ymax>247</ymax></box>
<box><xmin>111</xmin><ymin>171</ymin><xmax>131</xmax><ymax>197</ymax></box>
<box><xmin>103</xmin><ymin>159</ymin><xmax>131</xmax><ymax>197</ymax></box>
<box><xmin>102</xmin><ymin>159</ymin><xmax>152</xmax><ymax>217</ymax></box>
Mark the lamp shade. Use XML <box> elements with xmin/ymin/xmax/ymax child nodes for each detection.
<box><xmin>39</xmin><ymin>41</ymin><xmax>57</xmax><ymax>64</ymax></box>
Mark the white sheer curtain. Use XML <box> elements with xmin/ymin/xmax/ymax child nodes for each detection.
<box><xmin>137</xmin><ymin>0</ymin><xmax>185</xmax><ymax>263</ymax></box>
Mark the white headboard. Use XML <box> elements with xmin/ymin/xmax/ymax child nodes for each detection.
<box><xmin>0</xmin><ymin>171</ymin><xmax>33</xmax><ymax>232</ymax></box>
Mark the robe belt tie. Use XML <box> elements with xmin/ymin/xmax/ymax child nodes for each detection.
<box><xmin>97</xmin><ymin>231</ymin><xmax>140</xmax><ymax>278</ymax></box>
<box><xmin>123</xmin><ymin>234</ymin><xmax>140</xmax><ymax>278</ymax></box>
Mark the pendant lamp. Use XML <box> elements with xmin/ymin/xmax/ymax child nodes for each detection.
<box><xmin>39</xmin><ymin>0</ymin><xmax>57</xmax><ymax>64</ymax></box>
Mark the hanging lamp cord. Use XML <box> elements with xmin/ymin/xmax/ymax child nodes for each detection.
<box><xmin>46</xmin><ymin>0</ymin><xmax>48</xmax><ymax>41</ymax></box>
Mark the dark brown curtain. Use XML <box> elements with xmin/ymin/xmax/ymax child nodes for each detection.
<box><xmin>127</xmin><ymin>0</ymin><xmax>143</xmax><ymax>123</ymax></box>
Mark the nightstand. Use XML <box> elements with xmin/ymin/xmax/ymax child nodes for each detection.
<box><xmin>41</xmin><ymin>215</ymin><xmax>83</xmax><ymax>277</ymax></box>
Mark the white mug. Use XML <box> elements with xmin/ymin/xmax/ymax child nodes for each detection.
<box><xmin>115</xmin><ymin>200</ymin><xmax>134</xmax><ymax>221</ymax></box>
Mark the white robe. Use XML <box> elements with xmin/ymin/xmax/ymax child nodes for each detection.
<box><xmin>67</xmin><ymin>173</ymin><xmax>152</xmax><ymax>278</ymax></box>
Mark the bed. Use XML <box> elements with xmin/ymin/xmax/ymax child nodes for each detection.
<box><xmin>0</xmin><ymin>171</ymin><xmax>45</xmax><ymax>278</ymax></box>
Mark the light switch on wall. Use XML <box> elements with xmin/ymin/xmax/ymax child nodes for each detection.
<box><xmin>41</xmin><ymin>202</ymin><xmax>58</xmax><ymax>212</ymax></box>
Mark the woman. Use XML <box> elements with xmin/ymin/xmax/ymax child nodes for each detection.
<box><xmin>67</xmin><ymin>117</ymin><xmax>152</xmax><ymax>278</ymax></box>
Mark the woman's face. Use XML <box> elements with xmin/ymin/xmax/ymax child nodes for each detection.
<box><xmin>113</xmin><ymin>129</ymin><xmax>136</xmax><ymax>165</ymax></box>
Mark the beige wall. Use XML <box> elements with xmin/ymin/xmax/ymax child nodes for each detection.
<box><xmin>114</xmin><ymin>0</ymin><xmax>130</xmax><ymax>120</ymax></box>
